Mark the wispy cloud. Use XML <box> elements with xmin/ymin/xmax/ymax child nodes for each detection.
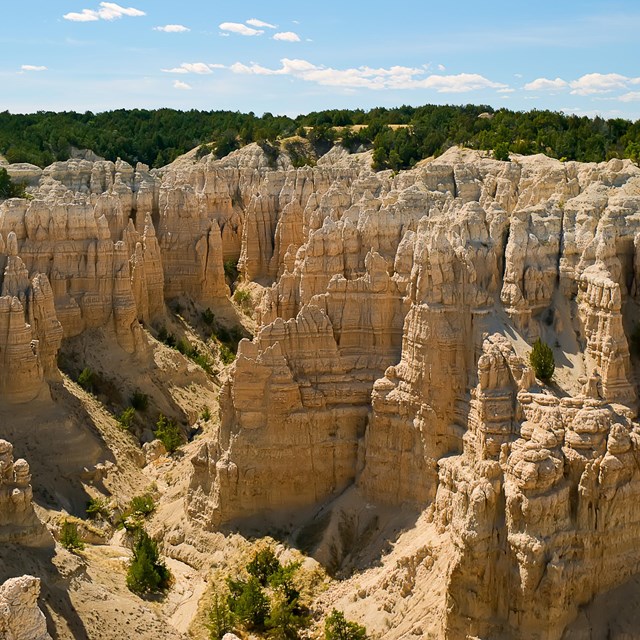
<box><xmin>619</xmin><ymin>91</ymin><xmax>640</xmax><ymax>103</ymax></box>
<box><xmin>162</xmin><ymin>62</ymin><xmax>220</xmax><ymax>74</ymax></box>
<box><xmin>214</xmin><ymin>58</ymin><xmax>509</xmax><ymax>92</ymax></box>
<box><xmin>21</xmin><ymin>65</ymin><xmax>47</xmax><ymax>72</ymax></box>
<box><xmin>63</xmin><ymin>2</ymin><xmax>145</xmax><ymax>22</ymax></box>
<box><xmin>154</xmin><ymin>24</ymin><xmax>190</xmax><ymax>33</ymax></box>
<box><xmin>273</xmin><ymin>31</ymin><xmax>301</xmax><ymax>42</ymax></box>
<box><xmin>173</xmin><ymin>80</ymin><xmax>191</xmax><ymax>90</ymax></box>
<box><xmin>246</xmin><ymin>18</ymin><xmax>276</xmax><ymax>29</ymax></box>
<box><xmin>219</xmin><ymin>22</ymin><xmax>263</xmax><ymax>36</ymax></box>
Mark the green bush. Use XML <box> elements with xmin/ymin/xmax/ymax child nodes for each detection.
<box><xmin>77</xmin><ymin>367</ymin><xmax>95</xmax><ymax>392</ymax></box>
<box><xmin>529</xmin><ymin>338</ymin><xmax>555</xmax><ymax>382</ymax></box>
<box><xmin>117</xmin><ymin>406</ymin><xmax>136</xmax><ymax>429</ymax></box>
<box><xmin>126</xmin><ymin>528</ymin><xmax>171</xmax><ymax>595</ymax></box>
<box><xmin>130</xmin><ymin>390</ymin><xmax>149</xmax><ymax>411</ymax></box>
<box><xmin>60</xmin><ymin>520</ymin><xmax>84</xmax><ymax>552</ymax></box>
<box><xmin>224</xmin><ymin>259</ymin><xmax>239</xmax><ymax>283</ymax></box>
<box><xmin>154</xmin><ymin>414</ymin><xmax>183</xmax><ymax>453</ymax></box>
<box><xmin>200</xmin><ymin>406</ymin><xmax>212</xmax><ymax>421</ymax></box>
<box><xmin>233</xmin><ymin>289</ymin><xmax>252</xmax><ymax>312</ymax></box>
<box><xmin>218</xmin><ymin>343</ymin><xmax>235</xmax><ymax>365</ymax></box>
<box><xmin>86</xmin><ymin>497</ymin><xmax>110</xmax><ymax>521</ymax></box>
<box><xmin>324</xmin><ymin>609</ymin><xmax>367</xmax><ymax>640</ymax></box>
<box><xmin>129</xmin><ymin>494</ymin><xmax>155</xmax><ymax>517</ymax></box>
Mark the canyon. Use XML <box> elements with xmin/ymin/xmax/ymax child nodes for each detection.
<box><xmin>1</xmin><ymin>141</ymin><xmax>640</xmax><ymax>638</ymax></box>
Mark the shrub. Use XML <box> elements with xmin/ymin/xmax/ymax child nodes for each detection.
<box><xmin>233</xmin><ymin>289</ymin><xmax>252</xmax><ymax>312</ymax></box>
<box><xmin>324</xmin><ymin>610</ymin><xmax>367</xmax><ymax>640</ymax></box>
<box><xmin>130</xmin><ymin>390</ymin><xmax>149</xmax><ymax>411</ymax></box>
<box><xmin>60</xmin><ymin>520</ymin><xmax>84</xmax><ymax>551</ymax></box>
<box><xmin>207</xmin><ymin>589</ymin><xmax>235</xmax><ymax>640</ymax></box>
<box><xmin>154</xmin><ymin>414</ymin><xmax>183</xmax><ymax>453</ymax></box>
<box><xmin>86</xmin><ymin>497</ymin><xmax>110</xmax><ymax>521</ymax></box>
<box><xmin>224</xmin><ymin>259</ymin><xmax>239</xmax><ymax>283</ymax></box>
<box><xmin>77</xmin><ymin>367</ymin><xmax>95</xmax><ymax>392</ymax></box>
<box><xmin>193</xmin><ymin>353</ymin><xmax>214</xmax><ymax>375</ymax></box>
<box><xmin>129</xmin><ymin>494</ymin><xmax>155</xmax><ymax>517</ymax></box>
<box><xmin>117</xmin><ymin>406</ymin><xmax>136</xmax><ymax>429</ymax></box>
<box><xmin>529</xmin><ymin>338</ymin><xmax>555</xmax><ymax>382</ymax></box>
<box><xmin>266</xmin><ymin>591</ymin><xmax>309</xmax><ymax>639</ymax></box>
<box><xmin>218</xmin><ymin>343</ymin><xmax>235</xmax><ymax>366</ymax></box>
<box><xmin>200</xmin><ymin>406</ymin><xmax>212</xmax><ymax>421</ymax></box>
<box><xmin>126</xmin><ymin>528</ymin><xmax>171</xmax><ymax>595</ymax></box>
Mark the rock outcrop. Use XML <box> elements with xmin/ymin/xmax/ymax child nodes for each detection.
<box><xmin>0</xmin><ymin>576</ymin><xmax>51</xmax><ymax>640</ymax></box>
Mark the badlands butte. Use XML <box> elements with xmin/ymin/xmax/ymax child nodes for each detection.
<box><xmin>1</xmin><ymin>138</ymin><xmax>640</xmax><ymax>639</ymax></box>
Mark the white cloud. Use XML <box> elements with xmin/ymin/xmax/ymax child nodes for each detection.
<box><xmin>219</xmin><ymin>22</ymin><xmax>263</xmax><ymax>36</ymax></box>
<box><xmin>524</xmin><ymin>77</ymin><xmax>568</xmax><ymax>91</ymax></box>
<box><xmin>273</xmin><ymin>31</ymin><xmax>301</xmax><ymax>42</ymax></box>
<box><xmin>246</xmin><ymin>18</ymin><xmax>276</xmax><ymax>28</ymax></box>
<box><xmin>173</xmin><ymin>80</ymin><xmax>191</xmax><ymax>90</ymax></box>
<box><xmin>220</xmin><ymin>58</ymin><xmax>509</xmax><ymax>92</ymax></box>
<box><xmin>154</xmin><ymin>24</ymin><xmax>190</xmax><ymax>33</ymax></box>
<box><xmin>569</xmin><ymin>73</ymin><xmax>630</xmax><ymax>95</ymax></box>
<box><xmin>619</xmin><ymin>91</ymin><xmax>640</xmax><ymax>102</ymax></box>
<box><xmin>64</xmin><ymin>2</ymin><xmax>144</xmax><ymax>22</ymax></box>
<box><xmin>162</xmin><ymin>63</ymin><xmax>217</xmax><ymax>74</ymax></box>
<box><xmin>21</xmin><ymin>65</ymin><xmax>47</xmax><ymax>72</ymax></box>
<box><xmin>437</xmin><ymin>64</ymin><xmax>446</xmax><ymax>72</ymax></box>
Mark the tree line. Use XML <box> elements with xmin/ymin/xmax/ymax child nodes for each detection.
<box><xmin>1</xmin><ymin>104</ymin><xmax>639</xmax><ymax>171</ymax></box>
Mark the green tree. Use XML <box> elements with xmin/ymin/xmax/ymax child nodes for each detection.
<box><xmin>60</xmin><ymin>520</ymin><xmax>84</xmax><ymax>552</ymax></box>
<box><xmin>126</xmin><ymin>528</ymin><xmax>171</xmax><ymax>595</ymax></box>
<box><xmin>246</xmin><ymin>547</ymin><xmax>282</xmax><ymax>586</ymax></box>
<box><xmin>227</xmin><ymin>576</ymin><xmax>270</xmax><ymax>631</ymax></box>
<box><xmin>324</xmin><ymin>609</ymin><xmax>367</xmax><ymax>640</ymax></box>
<box><xmin>207</xmin><ymin>588</ymin><xmax>235</xmax><ymax>639</ymax></box>
<box><xmin>529</xmin><ymin>338</ymin><xmax>555</xmax><ymax>382</ymax></box>
<box><xmin>154</xmin><ymin>414</ymin><xmax>183</xmax><ymax>453</ymax></box>
<box><xmin>77</xmin><ymin>367</ymin><xmax>95</xmax><ymax>392</ymax></box>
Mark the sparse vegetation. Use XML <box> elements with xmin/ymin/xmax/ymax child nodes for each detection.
<box><xmin>529</xmin><ymin>338</ymin><xmax>555</xmax><ymax>382</ymax></box>
<box><xmin>324</xmin><ymin>609</ymin><xmax>368</xmax><ymax>640</ymax></box>
<box><xmin>60</xmin><ymin>519</ymin><xmax>84</xmax><ymax>552</ymax></box>
<box><xmin>224</xmin><ymin>259</ymin><xmax>239</xmax><ymax>283</ymax></box>
<box><xmin>233</xmin><ymin>289</ymin><xmax>253</xmax><ymax>313</ymax></box>
<box><xmin>154</xmin><ymin>414</ymin><xmax>183</xmax><ymax>453</ymax></box>
<box><xmin>202</xmin><ymin>307</ymin><xmax>215</xmax><ymax>327</ymax></box>
<box><xmin>77</xmin><ymin>367</ymin><xmax>95</xmax><ymax>392</ymax></box>
<box><xmin>200</xmin><ymin>406</ymin><xmax>212</xmax><ymax>421</ymax></box>
<box><xmin>126</xmin><ymin>528</ymin><xmax>172</xmax><ymax>595</ymax></box>
<box><xmin>116</xmin><ymin>493</ymin><xmax>156</xmax><ymax>531</ymax></box>
<box><xmin>208</xmin><ymin>547</ymin><xmax>310</xmax><ymax>639</ymax></box>
<box><xmin>86</xmin><ymin>497</ymin><xmax>110</xmax><ymax>521</ymax></box>
<box><xmin>117</xmin><ymin>406</ymin><xmax>136</xmax><ymax>429</ymax></box>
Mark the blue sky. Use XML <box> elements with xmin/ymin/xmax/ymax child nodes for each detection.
<box><xmin>3</xmin><ymin>0</ymin><xmax>640</xmax><ymax>119</ymax></box>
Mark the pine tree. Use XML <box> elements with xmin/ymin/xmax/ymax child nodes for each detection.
<box><xmin>529</xmin><ymin>338</ymin><xmax>555</xmax><ymax>382</ymax></box>
<box><xmin>126</xmin><ymin>528</ymin><xmax>171</xmax><ymax>595</ymax></box>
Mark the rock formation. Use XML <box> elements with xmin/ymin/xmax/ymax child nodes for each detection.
<box><xmin>0</xmin><ymin>576</ymin><xmax>52</xmax><ymax>640</ymax></box>
<box><xmin>3</xmin><ymin>143</ymin><xmax>640</xmax><ymax>637</ymax></box>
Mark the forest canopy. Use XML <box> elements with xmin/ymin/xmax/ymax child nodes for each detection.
<box><xmin>1</xmin><ymin>104</ymin><xmax>639</xmax><ymax>171</ymax></box>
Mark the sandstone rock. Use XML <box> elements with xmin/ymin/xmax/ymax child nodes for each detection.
<box><xmin>0</xmin><ymin>576</ymin><xmax>51</xmax><ymax>640</ymax></box>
